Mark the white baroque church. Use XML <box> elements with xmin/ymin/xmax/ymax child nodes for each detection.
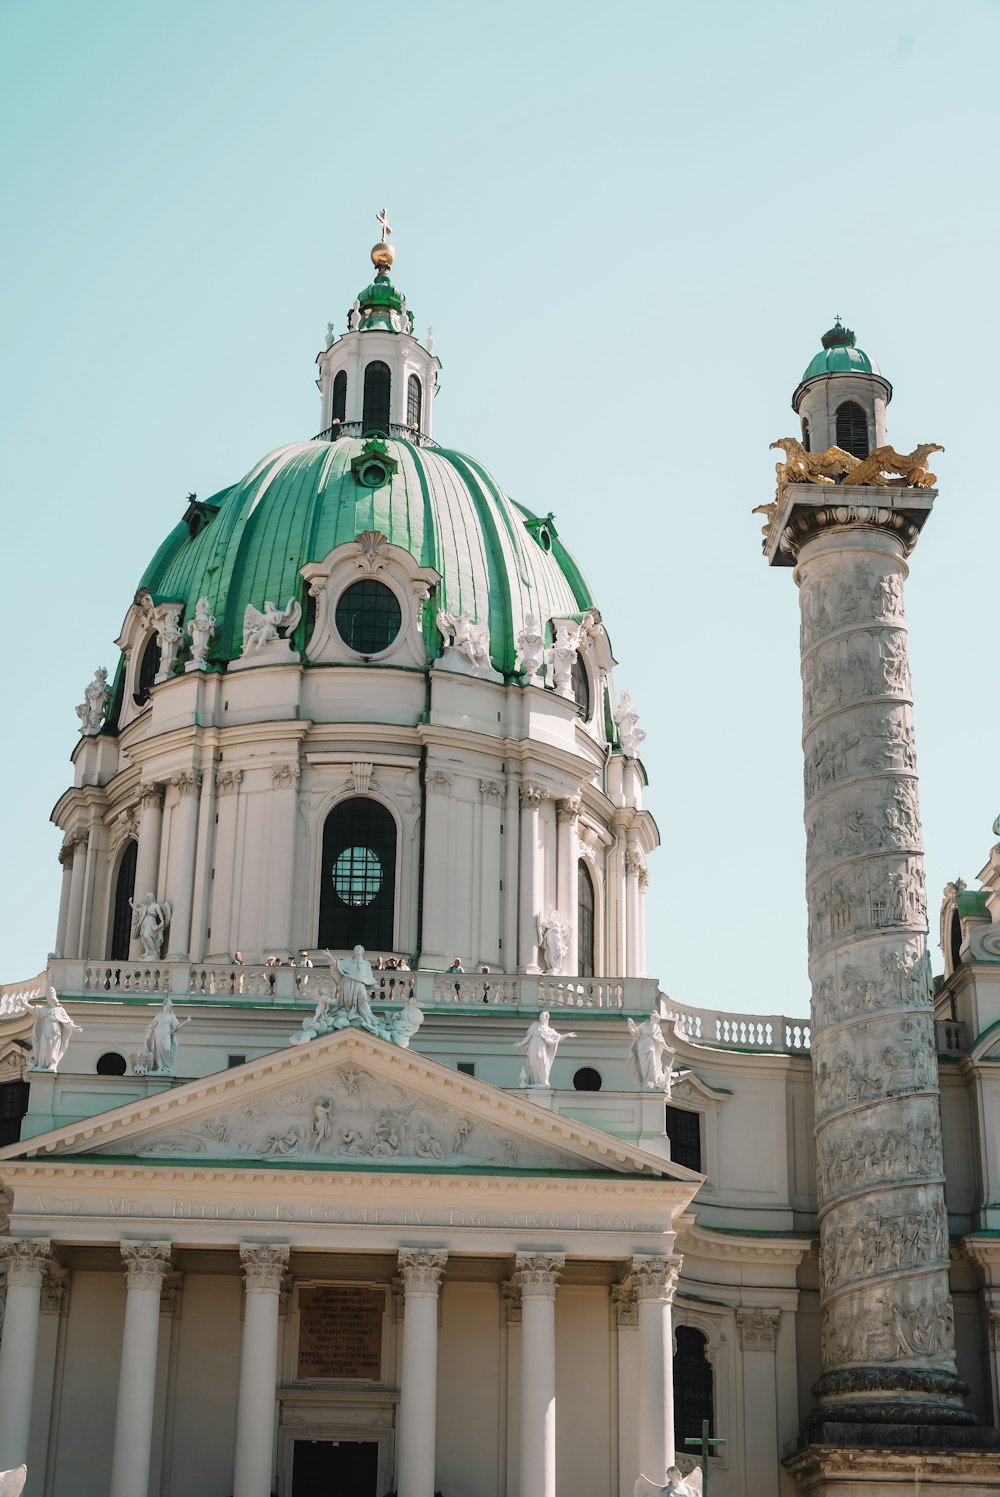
<box><xmin>2</xmin><ymin>228</ymin><xmax>1000</xmax><ymax>1497</ymax></box>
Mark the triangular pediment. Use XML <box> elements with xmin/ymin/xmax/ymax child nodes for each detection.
<box><xmin>2</xmin><ymin>1029</ymin><xmax>700</xmax><ymax>1184</ymax></box>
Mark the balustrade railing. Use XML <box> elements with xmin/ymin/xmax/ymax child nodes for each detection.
<box><xmin>38</xmin><ymin>958</ymin><xmax>812</xmax><ymax>1052</ymax></box>
<box><xmin>0</xmin><ymin>971</ymin><xmax>48</xmax><ymax>1017</ymax></box>
<box><xmin>311</xmin><ymin>420</ymin><xmax>438</xmax><ymax>449</ymax></box>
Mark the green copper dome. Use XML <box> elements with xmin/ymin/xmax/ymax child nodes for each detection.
<box><xmin>135</xmin><ymin>436</ymin><xmax>594</xmax><ymax>670</ymax></box>
<box><xmin>800</xmin><ymin>317</ymin><xmax>880</xmax><ymax>382</ymax></box>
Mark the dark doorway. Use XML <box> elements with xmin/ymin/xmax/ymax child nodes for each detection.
<box><xmin>292</xmin><ymin>1440</ymin><xmax>379</xmax><ymax>1496</ymax></box>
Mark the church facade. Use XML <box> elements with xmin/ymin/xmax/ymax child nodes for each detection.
<box><xmin>1</xmin><ymin>228</ymin><xmax>1000</xmax><ymax>1496</ymax></box>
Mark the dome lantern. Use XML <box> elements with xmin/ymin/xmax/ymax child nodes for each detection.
<box><xmin>315</xmin><ymin>214</ymin><xmax>441</xmax><ymax>444</ymax></box>
<box><xmin>791</xmin><ymin>316</ymin><xmax>893</xmax><ymax>459</ymax></box>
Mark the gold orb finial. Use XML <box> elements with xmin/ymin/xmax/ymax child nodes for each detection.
<box><xmin>371</xmin><ymin>207</ymin><xmax>395</xmax><ymax>273</ymax></box>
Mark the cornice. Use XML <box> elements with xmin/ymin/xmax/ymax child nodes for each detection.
<box><xmin>676</xmin><ymin>1219</ymin><xmax>813</xmax><ymax>1265</ymax></box>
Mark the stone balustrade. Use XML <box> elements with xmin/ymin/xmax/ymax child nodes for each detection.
<box><xmin>0</xmin><ymin>971</ymin><xmax>49</xmax><ymax>1017</ymax></box>
<box><xmin>660</xmin><ymin>996</ymin><xmax>811</xmax><ymax>1053</ymax></box>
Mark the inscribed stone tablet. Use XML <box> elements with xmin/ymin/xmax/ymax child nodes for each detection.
<box><xmin>297</xmin><ymin>1286</ymin><xmax>385</xmax><ymax>1380</ymax></box>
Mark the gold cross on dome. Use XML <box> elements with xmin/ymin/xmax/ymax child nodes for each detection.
<box><xmin>376</xmin><ymin>208</ymin><xmax>393</xmax><ymax>243</ymax></box>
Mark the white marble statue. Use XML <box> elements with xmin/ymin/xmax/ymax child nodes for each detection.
<box><xmin>0</xmin><ymin>1467</ymin><xmax>27</xmax><ymax>1497</ymax></box>
<box><xmin>515</xmin><ymin>1011</ymin><xmax>576</xmax><ymax>1087</ymax></box>
<box><xmin>545</xmin><ymin>621</ymin><xmax>582</xmax><ymax>697</ymax></box>
<box><xmin>327</xmin><ymin>946</ymin><xmax>377</xmax><ymax>1024</ymax></box>
<box><xmin>614</xmin><ymin>689</ymin><xmax>647</xmax><ymax>757</ymax></box>
<box><xmin>242</xmin><ymin>598</ymin><xmax>302</xmax><ymax>655</ymax></box>
<box><xmin>75</xmin><ymin>667</ymin><xmax>110</xmax><ymax>735</ymax></box>
<box><xmin>391</xmin><ymin>993</ymin><xmax>425</xmax><ymax>1048</ymax></box>
<box><xmin>29</xmin><ymin>988</ymin><xmax>82</xmax><ymax>1073</ymax></box>
<box><xmin>515</xmin><ymin>613</ymin><xmax>545</xmax><ymax>680</ymax></box>
<box><xmin>396</xmin><ymin>297</ymin><xmax>409</xmax><ymax>333</ymax></box>
<box><xmin>436</xmin><ymin>607</ymin><xmax>492</xmax><ymax>668</ymax></box>
<box><xmin>325</xmin><ymin>321</ymin><xmax>335</xmax><ymax>348</ymax></box>
<box><xmin>536</xmin><ymin>910</ymin><xmax>571</xmax><ymax>975</ymax></box>
<box><xmin>348</xmin><ymin>298</ymin><xmax>361</xmax><ymax>331</ymax></box>
<box><xmin>156</xmin><ymin>609</ymin><xmax>184</xmax><ymax>679</ymax></box>
<box><xmin>627</xmin><ymin>1011</ymin><xmax>677</xmax><ymax>1094</ymax></box>
<box><xmin>634</xmin><ymin>1467</ymin><xmax>702</xmax><ymax>1497</ymax></box>
<box><xmin>143</xmin><ymin>998</ymin><xmax>189</xmax><ymax>1074</ymax></box>
<box><xmin>186</xmin><ymin>596</ymin><xmax>216</xmax><ymax>665</ymax></box>
<box><xmin>129</xmin><ymin>892</ymin><xmax>171</xmax><ymax>958</ymax></box>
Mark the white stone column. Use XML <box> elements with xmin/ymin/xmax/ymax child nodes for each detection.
<box><xmin>206</xmin><ymin>769</ymin><xmax>242</xmax><ymax>960</ymax></box>
<box><xmin>54</xmin><ymin>842</ymin><xmax>74</xmax><ymax>956</ymax></box>
<box><xmin>556</xmin><ymin>796</ymin><xmax>581</xmax><ymax>974</ymax></box>
<box><xmin>637</xmin><ymin>865</ymin><xmax>649</xmax><ymax>978</ymax></box>
<box><xmin>502</xmin><ymin>775</ymin><xmax>520</xmax><ymax>971</ymax></box>
<box><xmin>263</xmin><ymin>763</ymin><xmax>300</xmax><ymax>955</ymax></box>
<box><xmin>480</xmin><ymin>782</ymin><xmax>504</xmax><ymax>965</ymax></box>
<box><xmin>165</xmin><ymin>772</ymin><xmax>202</xmax><ymax>959</ymax></box>
<box><xmin>513</xmin><ymin>1252</ymin><xmax>563</xmax><ymax>1497</ymax></box>
<box><xmin>64</xmin><ymin>832</ymin><xmax>89</xmax><ymax>959</ymax></box>
<box><xmin>0</xmin><ymin>1239</ymin><xmax>50</xmax><ymax>1469</ymax></box>
<box><xmin>624</xmin><ymin>844</ymin><xmax>643</xmax><ymax>978</ymax></box>
<box><xmin>396</xmin><ymin>1249</ymin><xmax>447</xmax><ymax>1497</ymax></box>
<box><xmin>232</xmin><ymin>1244</ymin><xmax>288</xmax><ymax>1497</ymax></box>
<box><xmin>419</xmin><ymin>770</ymin><xmax>454</xmax><ymax>968</ymax></box>
<box><xmin>131</xmin><ymin>783</ymin><xmax>165</xmax><ymax>959</ymax></box>
<box><xmin>518</xmin><ymin>786</ymin><xmax>548</xmax><ymax>972</ymax></box>
<box><xmin>188</xmin><ymin>763</ymin><xmax>218</xmax><ymax>962</ymax></box>
<box><xmin>109</xmin><ymin>1242</ymin><xmax>172</xmax><ymax>1497</ymax></box>
<box><xmin>736</xmin><ymin>1306</ymin><xmax>781</xmax><ymax>1494</ymax></box>
<box><xmin>631</xmin><ymin>1255</ymin><xmax>680</xmax><ymax>1483</ymax></box>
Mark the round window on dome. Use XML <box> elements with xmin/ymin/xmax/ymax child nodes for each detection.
<box><xmin>335</xmin><ymin>579</ymin><xmax>402</xmax><ymax>656</ymax></box>
<box><xmin>333</xmin><ymin>846</ymin><xmax>383</xmax><ymax>906</ymax></box>
<box><xmin>357</xmin><ymin>460</ymin><xmax>389</xmax><ymax>489</ymax></box>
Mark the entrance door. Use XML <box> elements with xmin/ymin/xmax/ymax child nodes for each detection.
<box><xmin>291</xmin><ymin>1440</ymin><xmax>379</xmax><ymax>1496</ymax></box>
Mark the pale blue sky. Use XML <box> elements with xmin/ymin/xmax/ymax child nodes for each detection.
<box><xmin>2</xmin><ymin>1</ymin><xmax>998</xmax><ymax>1016</ymax></box>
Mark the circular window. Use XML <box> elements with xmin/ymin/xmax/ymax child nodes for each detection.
<box><xmin>573</xmin><ymin>1066</ymin><xmax>602</xmax><ymax>1092</ymax></box>
<box><xmin>333</xmin><ymin>845</ymin><xmax>383</xmax><ymax>906</ymax></box>
<box><xmin>335</xmin><ymin>579</ymin><xmax>402</xmax><ymax>656</ymax></box>
<box><xmin>357</xmin><ymin>460</ymin><xmax>388</xmax><ymax>489</ymax></box>
<box><xmin>97</xmin><ymin>1052</ymin><xmax>128</xmax><ymax>1076</ymax></box>
<box><xmin>538</xmin><ymin>526</ymin><xmax>552</xmax><ymax>552</ymax></box>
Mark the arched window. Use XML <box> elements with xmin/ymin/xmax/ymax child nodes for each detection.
<box><xmin>406</xmin><ymin>374</ymin><xmax>422</xmax><ymax>431</ymax></box>
<box><xmin>319</xmin><ymin>798</ymin><xmax>396</xmax><ymax>951</ymax></box>
<box><xmin>578</xmin><ymin>861</ymin><xmax>595</xmax><ymax>978</ymax></box>
<box><xmin>801</xmin><ymin>417</ymin><xmax>811</xmax><ymax>452</ymax></box>
<box><xmin>835</xmin><ymin>400</ymin><xmax>869</xmax><ymax>459</ymax></box>
<box><xmin>362</xmin><ymin>361</ymin><xmax>391</xmax><ymax>434</ymax></box>
<box><xmin>673</xmin><ymin>1327</ymin><xmax>714</xmax><ymax>1447</ymax></box>
<box><xmin>571</xmin><ymin>655</ymin><xmax>591</xmax><ymax>718</ymax></box>
<box><xmin>949</xmin><ymin>909</ymin><xmax>963</xmax><ymax>971</ymax></box>
<box><xmin>133</xmin><ymin>633</ymin><xmax>159</xmax><ymax>706</ymax></box>
<box><xmin>332</xmin><ymin>369</ymin><xmax>347</xmax><ymax>423</ymax></box>
<box><xmin>110</xmin><ymin>840</ymin><xmax>138</xmax><ymax>960</ymax></box>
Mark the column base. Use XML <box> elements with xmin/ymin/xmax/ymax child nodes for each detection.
<box><xmin>786</xmin><ymin>1438</ymin><xmax>1000</xmax><ymax>1496</ymax></box>
<box><xmin>808</xmin><ymin>1367</ymin><xmax>975</xmax><ymax>1431</ymax></box>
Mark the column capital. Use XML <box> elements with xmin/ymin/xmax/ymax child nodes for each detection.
<box><xmin>121</xmin><ymin>1241</ymin><xmax>172</xmax><ymax>1290</ymax></box>
<box><xmin>480</xmin><ymin>779</ymin><xmax>504</xmax><ymax>805</ymax></box>
<box><xmin>630</xmin><ymin>1254</ymin><xmax>681</xmax><ymax>1302</ymax></box>
<box><xmin>0</xmin><ymin>1238</ymin><xmax>51</xmax><ymax>1287</ymax></box>
<box><xmin>215</xmin><ymin>768</ymin><xmax>244</xmax><ymax>796</ymax></box>
<box><xmin>40</xmin><ymin>1262</ymin><xmax>69</xmax><ymax>1315</ymax></box>
<box><xmin>239</xmin><ymin>1242</ymin><xmax>290</xmax><ymax>1294</ymax></box>
<box><xmin>397</xmin><ymin>1247</ymin><xmax>447</xmax><ymax>1296</ymax></box>
<box><xmin>556</xmin><ymin>794</ymin><xmax>582</xmax><ymax>824</ymax></box>
<box><xmin>426</xmin><ymin>769</ymin><xmax>454</xmax><ymax>793</ymax></box>
<box><xmin>520</xmin><ymin>784</ymin><xmax>549</xmax><ymax>811</ymax></box>
<box><xmin>58</xmin><ymin>841</ymin><xmax>74</xmax><ymax>868</ymax></box>
<box><xmin>139</xmin><ymin>781</ymin><xmax>165</xmax><ymax>809</ymax></box>
<box><xmin>624</xmin><ymin>848</ymin><xmax>646</xmax><ymax>880</ymax></box>
<box><xmin>169</xmin><ymin>770</ymin><xmax>202</xmax><ymax>797</ymax></box>
<box><xmin>612</xmin><ymin>1283</ymin><xmax>639</xmax><ymax>1327</ymax></box>
<box><xmin>272</xmin><ymin>762</ymin><xmax>301</xmax><ymax>787</ymax></box>
<box><xmin>736</xmin><ymin>1305</ymin><xmax>781</xmax><ymax>1351</ymax></box>
<box><xmin>513</xmin><ymin>1251</ymin><xmax>564</xmax><ymax>1298</ymax></box>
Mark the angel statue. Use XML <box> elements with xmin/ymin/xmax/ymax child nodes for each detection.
<box><xmin>536</xmin><ymin>910</ymin><xmax>571</xmax><ymax>975</ymax></box>
<box><xmin>129</xmin><ymin>892</ymin><xmax>171</xmax><ymax>958</ymax></box>
<box><xmin>436</xmin><ymin>607</ymin><xmax>492</xmax><ymax>668</ymax></box>
<box><xmin>627</xmin><ymin>1011</ymin><xmax>677</xmax><ymax>1095</ymax></box>
<box><xmin>29</xmin><ymin>988</ymin><xmax>82</xmax><ymax>1072</ymax></box>
<box><xmin>242</xmin><ymin>597</ymin><xmax>302</xmax><ymax>655</ymax></box>
<box><xmin>635</xmin><ymin>1467</ymin><xmax>702</xmax><ymax>1496</ymax></box>
<box><xmin>76</xmin><ymin>667</ymin><xmax>110</xmax><ymax>735</ymax></box>
<box><xmin>0</xmin><ymin>1467</ymin><xmax>27</xmax><ymax>1497</ymax></box>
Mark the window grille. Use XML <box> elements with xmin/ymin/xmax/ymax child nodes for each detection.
<box><xmin>665</xmin><ymin>1105</ymin><xmax>702</xmax><ymax>1172</ymax></box>
<box><xmin>335</xmin><ymin>580</ymin><xmax>402</xmax><ymax>656</ymax></box>
<box><xmin>673</xmin><ymin>1327</ymin><xmax>714</xmax><ymax>1445</ymax></box>
<box><xmin>571</xmin><ymin>655</ymin><xmax>591</xmax><ymax>718</ymax></box>
<box><xmin>836</xmin><ymin>400</ymin><xmax>869</xmax><ymax>459</ymax></box>
<box><xmin>406</xmin><ymin>374</ymin><xmax>422</xmax><ymax>431</ymax></box>
<box><xmin>362</xmin><ymin>361</ymin><xmax>391</xmax><ymax>433</ymax></box>
<box><xmin>319</xmin><ymin>798</ymin><xmax>396</xmax><ymax>950</ymax></box>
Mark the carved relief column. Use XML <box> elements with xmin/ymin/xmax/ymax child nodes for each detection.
<box><xmin>131</xmin><ymin>783</ymin><xmax>165</xmax><ymax>959</ymax></box>
<box><xmin>109</xmin><ymin>1242</ymin><xmax>172</xmax><ymax>1497</ymax></box>
<box><xmin>396</xmin><ymin>1249</ymin><xmax>447</xmax><ymax>1497</ymax></box>
<box><xmin>165</xmin><ymin>772</ymin><xmax>202</xmax><ymax>959</ymax></box>
<box><xmin>232</xmin><ymin>1244</ymin><xmax>289</xmax><ymax>1497</ymax></box>
<box><xmin>736</xmin><ymin>1307</ymin><xmax>782</xmax><ymax>1493</ymax></box>
<box><xmin>632</xmin><ymin>1255</ymin><xmax>680</xmax><ymax>1482</ymax></box>
<box><xmin>513</xmin><ymin>1252</ymin><xmax>564</xmax><ymax>1497</ymax></box>
<box><xmin>207</xmin><ymin>769</ymin><xmax>242</xmax><ymax>960</ymax></box>
<box><xmin>556</xmin><ymin>796</ymin><xmax>581</xmax><ymax>974</ymax></box>
<box><xmin>63</xmin><ymin>834</ymin><xmax>89</xmax><ymax>958</ymax></box>
<box><xmin>766</xmin><ymin>483</ymin><xmax>968</xmax><ymax>1431</ymax></box>
<box><xmin>263</xmin><ymin>763</ymin><xmax>300</xmax><ymax>956</ymax></box>
<box><xmin>419</xmin><ymin>770</ymin><xmax>454</xmax><ymax>969</ymax></box>
<box><xmin>518</xmin><ymin>786</ymin><xmax>548</xmax><ymax>972</ymax></box>
<box><xmin>55</xmin><ymin>841</ymin><xmax>74</xmax><ymax>955</ymax></box>
<box><xmin>0</xmin><ymin>1239</ymin><xmax>50</xmax><ymax>1468</ymax></box>
<box><xmin>480</xmin><ymin>782</ymin><xmax>504</xmax><ymax>966</ymax></box>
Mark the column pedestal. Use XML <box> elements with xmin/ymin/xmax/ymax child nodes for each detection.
<box><xmin>0</xmin><ymin>1239</ymin><xmax>50</xmax><ymax>1469</ymax></box>
<box><xmin>109</xmin><ymin>1242</ymin><xmax>172</xmax><ymax>1497</ymax></box>
<box><xmin>513</xmin><ymin>1252</ymin><xmax>564</xmax><ymax>1497</ymax></box>
<box><xmin>395</xmin><ymin>1249</ymin><xmax>446</xmax><ymax>1497</ymax></box>
<box><xmin>631</xmin><ymin>1255</ymin><xmax>680</xmax><ymax>1484</ymax></box>
<box><xmin>232</xmin><ymin>1244</ymin><xmax>289</xmax><ymax>1497</ymax></box>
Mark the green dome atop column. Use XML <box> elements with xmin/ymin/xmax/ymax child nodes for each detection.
<box><xmin>800</xmin><ymin>316</ymin><xmax>881</xmax><ymax>382</ymax></box>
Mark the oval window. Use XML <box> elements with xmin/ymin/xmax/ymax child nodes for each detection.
<box><xmin>335</xmin><ymin>579</ymin><xmax>402</xmax><ymax>655</ymax></box>
<box><xmin>333</xmin><ymin>846</ymin><xmax>383</xmax><ymax>906</ymax></box>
